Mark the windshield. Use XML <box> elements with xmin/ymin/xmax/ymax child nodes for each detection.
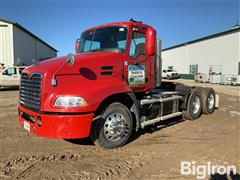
<box><xmin>78</xmin><ymin>26</ymin><xmax>128</xmax><ymax>53</ymax></box>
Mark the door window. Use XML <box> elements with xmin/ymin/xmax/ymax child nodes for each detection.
<box><xmin>129</xmin><ymin>31</ymin><xmax>145</xmax><ymax>58</ymax></box>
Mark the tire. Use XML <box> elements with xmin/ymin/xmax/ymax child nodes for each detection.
<box><xmin>167</xmin><ymin>75</ymin><xmax>171</xmax><ymax>80</ymax></box>
<box><xmin>201</xmin><ymin>88</ymin><xmax>215</xmax><ymax>114</ymax></box>
<box><xmin>90</xmin><ymin>102</ymin><xmax>133</xmax><ymax>149</ymax></box>
<box><xmin>183</xmin><ymin>90</ymin><xmax>202</xmax><ymax>120</ymax></box>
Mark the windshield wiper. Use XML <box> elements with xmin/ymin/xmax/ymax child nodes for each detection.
<box><xmin>89</xmin><ymin>48</ymin><xmax>105</xmax><ymax>52</ymax></box>
<box><xmin>88</xmin><ymin>30</ymin><xmax>96</xmax><ymax>51</ymax></box>
<box><xmin>88</xmin><ymin>48</ymin><xmax>125</xmax><ymax>53</ymax></box>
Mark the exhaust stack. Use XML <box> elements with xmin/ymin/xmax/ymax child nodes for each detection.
<box><xmin>155</xmin><ymin>39</ymin><xmax>162</xmax><ymax>87</ymax></box>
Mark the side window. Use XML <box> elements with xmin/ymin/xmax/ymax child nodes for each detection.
<box><xmin>129</xmin><ymin>31</ymin><xmax>146</xmax><ymax>58</ymax></box>
<box><xmin>2</xmin><ymin>67</ymin><xmax>17</xmax><ymax>75</ymax></box>
<box><xmin>117</xmin><ymin>40</ymin><xmax>127</xmax><ymax>50</ymax></box>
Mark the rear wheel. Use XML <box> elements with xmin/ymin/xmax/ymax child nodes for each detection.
<box><xmin>183</xmin><ymin>90</ymin><xmax>202</xmax><ymax>120</ymax></box>
<box><xmin>202</xmin><ymin>88</ymin><xmax>215</xmax><ymax>114</ymax></box>
<box><xmin>90</xmin><ymin>102</ymin><xmax>133</xmax><ymax>149</ymax></box>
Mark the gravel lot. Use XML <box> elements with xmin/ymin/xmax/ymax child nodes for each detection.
<box><xmin>0</xmin><ymin>81</ymin><xmax>239</xmax><ymax>179</ymax></box>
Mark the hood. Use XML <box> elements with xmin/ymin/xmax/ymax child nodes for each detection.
<box><xmin>22</xmin><ymin>52</ymin><xmax>126</xmax><ymax>113</ymax></box>
<box><xmin>24</xmin><ymin>52</ymin><xmax>125</xmax><ymax>76</ymax></box>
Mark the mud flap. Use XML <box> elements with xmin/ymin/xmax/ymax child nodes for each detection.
<box><xmin>215</xmin><ymin>94</ymin><xmax>219</xmax><ymax>108</ymax></box>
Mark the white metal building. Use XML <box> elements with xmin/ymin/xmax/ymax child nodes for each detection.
<box><xmin>162</xmin><ymin>27</ymin><xmax>240</xmax><ymax>79</ymax></box>
<box><xmin>0</xmin><ymin>19</ymin><xmax>57</xmax><ymax>67</ymax></box>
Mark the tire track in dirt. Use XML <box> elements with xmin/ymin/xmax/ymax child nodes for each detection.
<box><xmin>0</xmin><ymin>152</ymin><xmax>80</xmax><ymax>179</ymax></box>
<box><xmin>0</xmin><ymin>150</ymin><xmax>159</xmax><ymax>179</ymax></box>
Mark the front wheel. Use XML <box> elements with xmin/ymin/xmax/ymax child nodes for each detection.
<box><xmin>90</xmin><ymin>102</ymin><xmax>133</xmax><ymax>149</ymax></box>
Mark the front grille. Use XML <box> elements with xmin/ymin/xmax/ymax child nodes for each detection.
<box><xmin>20</xmin><ymin>72</ymin><xmax>42</xmax><ymax>111</ymax></box>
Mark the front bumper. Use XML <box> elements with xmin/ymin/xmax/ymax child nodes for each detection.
<box><xmin>171</xmin><ymin>74</ymin><xmax>180</xmax><ymax>79</ymax></box>
<box><xmin>18</xmin><ymin>105</ymin><xmax>94</xmax><ymax>139</ymax></box>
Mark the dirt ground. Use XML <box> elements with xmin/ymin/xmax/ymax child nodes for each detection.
<box><xmin>0</xmin><ymin>81</ymin><xmax>239</xmax><ymax>180</ymax></box>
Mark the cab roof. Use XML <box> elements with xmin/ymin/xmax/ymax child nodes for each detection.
<box><xmin>84</xmin><ymin>21</ymin><xmax>152</xmax><ymax>32</ymax></box>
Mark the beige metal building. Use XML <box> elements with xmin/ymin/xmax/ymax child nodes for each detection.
<box><xmin>162</xmin><ymin>27</ymin><xmax>240</xmax><ymax>79</ymax></box>
<box><xmin>0</xmin><ymin>19</ymin><xmax>57</xmax><ymax>66</ymax></box>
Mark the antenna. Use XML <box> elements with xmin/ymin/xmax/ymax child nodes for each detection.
<box><xmin>129</xmin><ymin>18</ymin><xmax>142</xmax><ymax>23</ymax></box>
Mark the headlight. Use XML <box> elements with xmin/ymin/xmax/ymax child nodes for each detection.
<box><xmin>54</xmin><ymin>96</ymin><xmax>88</xmax><ymax>107</ymax></box>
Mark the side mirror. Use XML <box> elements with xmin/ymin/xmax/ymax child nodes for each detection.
<box><xmin>75</xmin><ymin>38</ymin><xmax>80</xmax><ymax>54</ymax></box>
<box><xmin>2</xmin><ymin>70</ymin><xmax>7</xmax><ymax>75</ymax></box>
<box><xmin>66</xmin><ymin>53</ymin><xmax>75</xmax><ymax>66</ymax></box>
<box><xmin>146</xmin><ymin>28</ymin><xmax>156</xmax><ymax>56</ymax></box>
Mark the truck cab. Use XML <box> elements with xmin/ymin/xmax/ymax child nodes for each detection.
<box><xmin>0</xmin><ymin>66</ymin><xmax>26</xmax><ymax>88</ymax></box>
<box><xmin>162</xmin><ymin>69</ymin><xmax>180</xmax><ymax>79</ymax></box>
<box><xmin>18</xmin><ymin>20</ymin><xmax>217</xmax><ymax>149</ymax></box>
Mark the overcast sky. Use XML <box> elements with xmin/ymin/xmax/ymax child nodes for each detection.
<box><xmin>1</xmin><ymin>0</ymin><xmax>239</xmax><ymax>56</ymax></box>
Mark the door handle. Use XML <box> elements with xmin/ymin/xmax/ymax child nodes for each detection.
<box><xmin>133</xmin><ymin>62</ymin><xmax>140</xmax><ymax>65</ymax></box>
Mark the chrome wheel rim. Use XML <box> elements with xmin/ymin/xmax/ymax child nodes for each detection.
<box><xmin>103</xmin><ymin>112</ymin><xmax>130</xmax><ymax>141</ymax></box>
<box><xmin>192</xmin><ymin>96</ymin><xmax>201</xmax><ymax>115</ymax></box>
<box><xmin>207</xmin><ymin>94</ymin><xmax>214</xmax><ymax>110</ymax></box>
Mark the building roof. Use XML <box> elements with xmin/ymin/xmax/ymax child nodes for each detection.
<box><xmin>162</xmin><ymin>27</ymin><xmax>240</xmax><ymax>51</ymax></box>
<box><xmin>0</xmin><ymin>18</ymin><xmax>58</xmax><ymax>52</ymax></box>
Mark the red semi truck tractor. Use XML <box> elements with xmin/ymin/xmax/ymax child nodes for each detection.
<box><xmin>18</xmin><ymin>20</ymin><xmax>218</xmax><ymax>149</ymax></box>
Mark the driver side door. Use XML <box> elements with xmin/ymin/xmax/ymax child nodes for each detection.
<box><xmin>126</xmin><ymin>30</ymin><xmax>152</xmax><ymax>92</ymax></box>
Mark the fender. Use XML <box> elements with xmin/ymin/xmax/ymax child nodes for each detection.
<box><xmin>127</xmin><ymin>92</ymin><xmax>140</xmax><ymax>131</ymax></box>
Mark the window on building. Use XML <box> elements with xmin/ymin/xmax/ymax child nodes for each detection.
<box><xmin>189</xmin><ymin>64</ymin><xmax>198</xmax><ymax>74</ymax></box>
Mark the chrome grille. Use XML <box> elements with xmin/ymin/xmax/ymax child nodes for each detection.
<box><xmin>20</xmin><ymin>73</ymin><xmax>42</xmax><ymax>111</ymax></box>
